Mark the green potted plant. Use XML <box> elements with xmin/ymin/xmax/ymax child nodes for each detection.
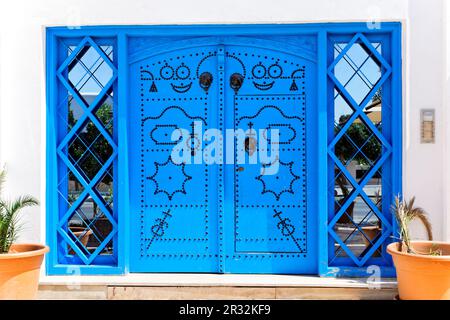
<box><xmin>0</xmin><ymin>170</ymin><xmax>49</xmax><ymax>299</ymax></box>
<box><xmin>387</xmin><ymin>196</ymin><xmax>450</xmax><ymax>300</ymax></box>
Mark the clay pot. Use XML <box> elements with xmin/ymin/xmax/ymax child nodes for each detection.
<box><xmin>387</xmin><ymin>241</ymin><xmax>450</xmax><ymax>300</ymax></box>
<box><xmin>362</xmin><ymin>226</ymin><xmax>381</xmax><ymax>257</ymax></box>
<box><xmin>0</xmin><ymin>244</ymin><xmax>49</xmax><ymax>299</ymax></box>
<box><xmin>69</xmin><ymin>227</ymin><xmax>92</xmax><ymax>248</ymax></box>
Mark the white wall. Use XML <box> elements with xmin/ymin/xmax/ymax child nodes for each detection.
<box><xmin>405</xmin><ymin>0</ymin><xmax>447</xmax><ymax>241</ymax></box>
<box><xmin>0</xmin><ymin>0</ymin><xmax>448</xmax><ymax>250</ymax></box>
<box><xmin>445</xmin><ymin>0</ymin><xmax>450</xmax><ymax>242</ymax></box>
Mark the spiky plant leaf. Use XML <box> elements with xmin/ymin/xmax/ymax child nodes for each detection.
<box><xmin>0</xmin><ymin>169</ymin><xmax>6</xmax><ymax>197</ymax></box>
<box><xmin>0</xmin><ymin>170</ymin><xmax>39</xmax><ymax>254</ymax></box>
<box><xmin>392</xmin><ymin>196</ymin><xmax>436</xmax><ymax>255</ymax></box>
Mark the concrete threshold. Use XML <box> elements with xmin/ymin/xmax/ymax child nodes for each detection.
<box><xmin>38</xmin><ymin>274</ymin><xmax>398</xmax><ymax>300</ymax></box>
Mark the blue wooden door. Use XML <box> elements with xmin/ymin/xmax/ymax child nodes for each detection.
<box><xmin>129</xmin><ymin>41</ymin><xmax>221</xmax><ymax>272</ymax></box>
<box><xmin>221</xmin><ymin>40</ymin><xmax>318</xmax><ymax>274</ymax></box>
<box><xmin>129</xmin><ymin>37</ymin><xmax>317</xmax><ymax>274</ymax></box>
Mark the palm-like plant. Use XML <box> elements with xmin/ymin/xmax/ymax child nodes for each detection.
<box><xmin>0</xmin><ymin>170</ymin><xmax>39</xmax><ymax>254</ymax></box>
<box><xmin>393</xmin><ymin>196</ymin><xmax>438</xmax><ymax>255</ymax></box>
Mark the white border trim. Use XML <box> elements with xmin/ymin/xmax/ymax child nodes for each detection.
<box><xmin>40</xmin><ymin>274</ymin><xmax>397</xmax><ymax>288</ymax></box>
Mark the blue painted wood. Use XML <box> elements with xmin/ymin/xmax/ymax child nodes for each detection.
<box><xmin>128</xmin><ymin>40</ymin><xmax>221</xmax><ymax>272</ymax></box>
<box><xmin>126</xmin><ymin>36</ymin><xmax>318</xmax><ymax>274</ymax></box>
<box><xmin>46</xmin><ymin>33</ymin><xmax>121</xmax><ymax>274</ymax></box>
<box><xmin>117</xmin><ymin>33</ymin><xmax>129</xmax><ymax>273</ymax></box>
<box><xmin>324</xmin><ymin>26</ymin><xmax>402</xmax><ymax>274</ymax></box>
<box><xmin>317</xmin><ymin>30</ymin><xmax>329</xmax><ymax>276</ymax></box>
<box><xmin>46</xmin><ymin>30</ymin><xmax>58</xmax><ymax>275</ymax></box>
<box><xmin>391</xmin><ymin>26</ymin><xmax>403</xmax><ymax>250</ymax></box>
<box><xmin>45</xmin><ymin>23</ymin><xmax>402</xmax><ymax>276</ymax></box>
<box><xmin>223</xmin><ymin>40</ymin><xmax>318</xmax><ymax>274</ymax></box>
<box><xmin>46</xmin><ymin>23</ymin><xmax>402</xmax><ymax>37</ymax></box>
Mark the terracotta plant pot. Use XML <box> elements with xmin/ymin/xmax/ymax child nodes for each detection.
<box><xmin>0</xmin><ymin>243</ymin><xmax>49</xmax><ymax>299</ymax></box>
<box><xmin>362</xmin><ymin>226</ymin><xmax>380</xmax><ymax>245</ymax></box>
<box><xmin>69</xmin><ymin>226</ymin><xmax>92</xmax><ymax>247</ymax></box>
<box><xmin>68</xmin><ymin>227</ymin><xmax>93</xmax><ymax>255</ymax></box>
<box><xmin>362</xmin><ymin>226</ymin><xmax>381</xmax><ymax>257</ymax></box>
<box><xmin>387</xmin><ymin>241</ymin><xmax>450</xmax><ymax>300</ymax></box>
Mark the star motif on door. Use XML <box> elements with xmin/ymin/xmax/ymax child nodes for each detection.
<box><xmin>147</xmin><ymin>156</ymin><xmax>192</xmax><ymax>200</ymax></box>
<box><xmin>255</xmin><ymin>159</ymin><xmax>300</xmax><ymax>201</ymax></box>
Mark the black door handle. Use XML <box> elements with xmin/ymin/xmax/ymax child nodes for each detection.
<box><xmin>230</xmin><ymin>73</ymin><xmax>244</xmax><ymax>93</ymax></box>
<box><xmin>199</xmin><ymin>72</ymin><xmax>213</xmax><ymax>92</ymax></box>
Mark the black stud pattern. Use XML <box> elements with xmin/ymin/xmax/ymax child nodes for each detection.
<box><xmin>147</xmin><ymin>210</ymin><xmax>172</xmax><ymax>249</ymax></box>
<box><xmin>252</xmin><ymin>62</ymin><xmax>266</xmax><ymax>79</ymax></box>
<box><xmin>234</xmin><ymin>94</ymin><xmax>307</xmax><ymax>256</ymax></box>
<box><xmin>217</xmin><ymin>45</ymin><xmax>225</xmax><ymax>272</ymax></box>
<box><xmin>225</xmin><ymin>51</ymin><xmax>306</xmax><ymax>93</ymax></box>
<box><xmin>138</xmin><ymin>50</ymin><xmax>214</xmax><ymax>259</ymax></box>
<box><xmin>237</xmin><ymin>105</ymin><xmax>303</xmax><ymax>125</ymax></box>
<box><xmin>196</xmin><ymin>52</ymin><xmax>217</xmax><ymax>78</ymax></box>
<box><xmin>142</xmin><ymin>106</ymin><xmax>206</xmax><ymax>125</ymax></box>
<box><xmin>141</xmin><ymin>70</ymin><xmax>154</xmax><ymax>80</ymax></box>
<box><xmin>273</xmin><ymin>210</ymin><xmax>303</xmax><ymax>252</ymax></box>
<box><xmin>225</xmin><ymin>52</ymin><xmax>247</xmax><ymax>77</ymax></box>
<box><xmin>160</xmin><ymin>63</ymin><xmax>174</xmax><ymax>80</ymax></box>
<box><xmin>140</xmin><ymin>70</ymin><xmax>158</xmax><ymax>93</ymax></box>
<box><xmin>262</xmin><ymin>124</ymin><xmax>297</xmax><ymax>145</ymax></box>
<box><xmin>255</xmin><ymin>159</ymin><xmax>300</xmax><ymax>201</ymax></box>
<box><xmin>135</xmin><ymin>47</ymin><xmax>310</xmax><ymax>263</ymax></box>
<box><xmin>140</xmin><ymin>52</ymin><xmax>218</xmax><ymax>95</ymax></box>
<box><xmin>146</xmin><ymin>155</ymin><xmax>192</xmax><ymax>200</ymax></box>
<box><xmin>176</xmin><ymin>63</ymin><xmax>190</xmax><ymax>80</ymax></box>
<box><xmin>268</xmin><ymin>62</ymin><xmax>283</xmax><ymax>79</ymax></box>
<box><xmin>150</xmin><ymin>124</ymin><xmax>181</xmax><ymax>145</ymax></box>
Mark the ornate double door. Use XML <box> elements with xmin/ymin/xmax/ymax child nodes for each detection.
<box><xmin>129</xmin><ymin>37</ymin><xmax>318</xmax><ymax>274</ymax></box>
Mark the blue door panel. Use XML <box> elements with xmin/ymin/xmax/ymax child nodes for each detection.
<box><xmin>129</xmin><ymin>37</ymin><xmax>318</xmax><ymax>274</ymax></box>
<box><xmin>129</xmin><ymin>44</ymin><xmax>220</xmax><ymax>272</ymax></box>
<box><xmin>233</xmin><ymin>98</ymin><xmax>306</xmax><ymax>253</ymax></box>
<box><xmin>223</xmin><ymin>45</ymin><xmax>317</xmax><ymax>274</ymax></box>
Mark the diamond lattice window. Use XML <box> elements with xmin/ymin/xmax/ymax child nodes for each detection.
<box><xmin>327</xmin><ymin>33</ymin><xmax>395</xmax><ymax>268</ymax></box>
<box><xmin>55</xmin><ymin>37</ymin><xmax>118</xmax><ymax>266</ymax></box>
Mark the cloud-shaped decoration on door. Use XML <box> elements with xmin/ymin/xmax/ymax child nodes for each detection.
<box><xmin>142</xmin><ymin>106</ymin><xmax>207</xmax><ymax>125</ymax></box>
<box><xmin>262</xmin><ymin>124</ymin><xmax>297</xmax><ymax>145</ymax></box>
<box><xmin>236</xmin><ymin>105</ymin><xmax>303</xmax><ymax>127</ymax></box>
<box><xmin>150</xmin><ymin>124</ymin><xmax>183</xmax><ymax>145</ymax></box>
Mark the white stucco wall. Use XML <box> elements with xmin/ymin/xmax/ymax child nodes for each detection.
<box><xmin>0</xmin><ymin>0</ymin><xmax>448</xmax><ymax>254</ymax></box>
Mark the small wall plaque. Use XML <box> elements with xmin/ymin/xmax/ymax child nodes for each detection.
<box><xmin>421</xmin><ymin>109</ymin><xmax>435</xmax><ymax>144</ymax></box>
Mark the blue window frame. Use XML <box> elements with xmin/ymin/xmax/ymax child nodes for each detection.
<box><xmin>324</xmin><ymin>31</ymin><xmax>401</xmax><ymax>277</ymax></box>
<box><xmin>46</xmin><ymin>23</ymin><xmax>402</xmax><ymax>276</ymax></box>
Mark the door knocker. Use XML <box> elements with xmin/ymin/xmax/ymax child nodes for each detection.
<box><xmin>244</xmin><ymin>136</ymin><xmax>257</xmax><ymax>156</ymax></box>
<box><xmin>199</xmin><ymin>72</ymin><xmax>213</xmax><ymax>92</ymax></box>
<box><xmin>230</xmin><ymin>73</ymin><xmax>244</xmax><ymax>93</ymax></box>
